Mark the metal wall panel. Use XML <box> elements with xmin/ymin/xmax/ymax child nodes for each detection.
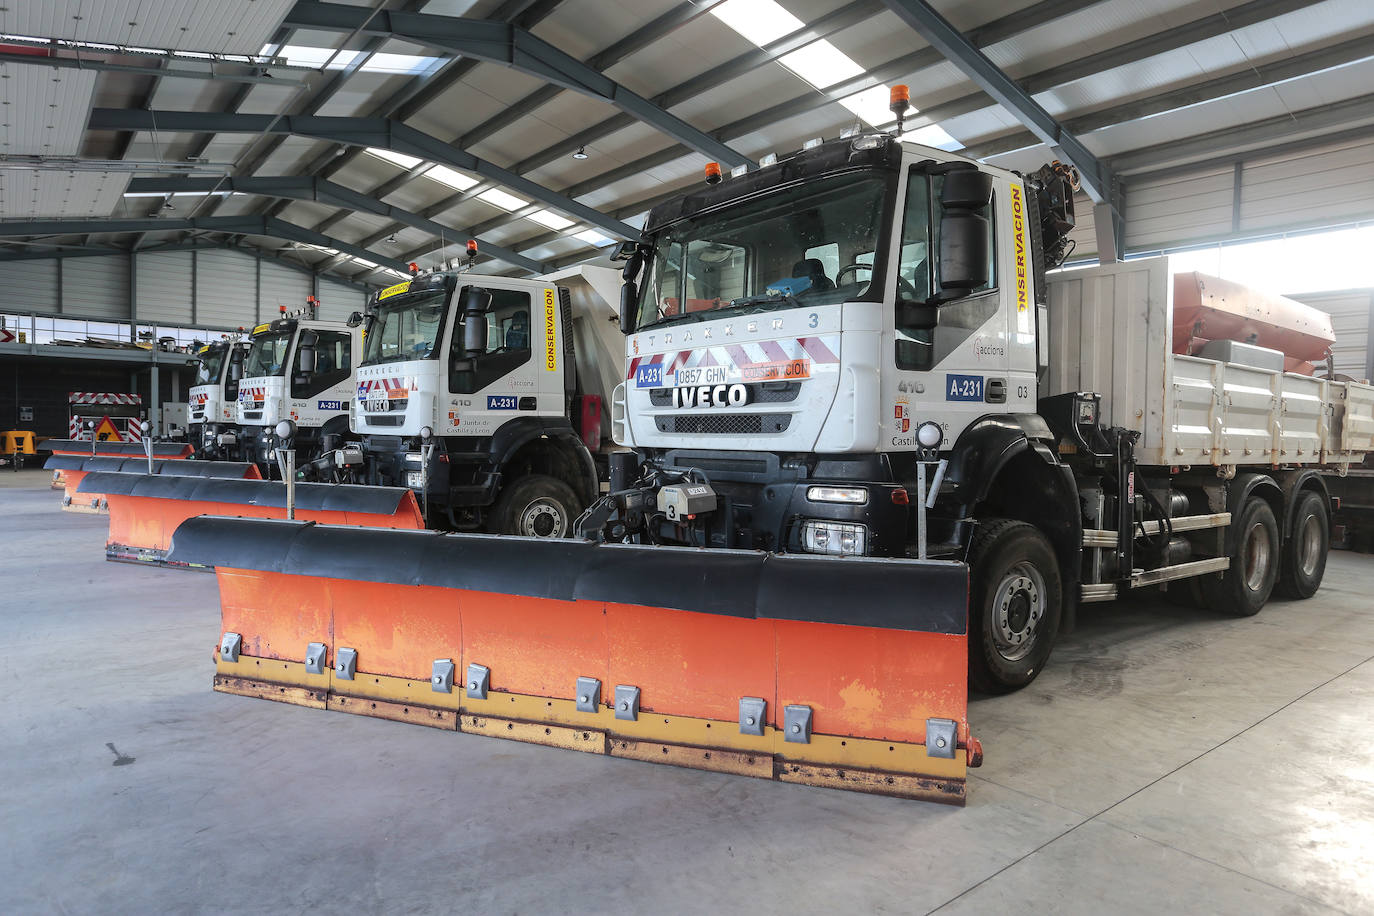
<box><xmin>195</xmin><ymin>249</ymin><xmax>259</xmax><ymax>329</ymax></box>
<box><xmin>260</xmin><ymin>259</ymin><xmax>312</xmax><ymax>319</ymax></box>
<box><xmin>64</xmin><ymin>255</ymin><xmax>130</xmax><ymax>319</ymax></box>
<box><xmin>135</xmin><ymin>250</ymin><xmax>194</xmax><ymax>324</ymax></box>
<box><xmin>1239</xmin><ymin>137</ymin><xmax>1374</xmax><ymax>236</ymax></box>
<box><xmin>0</xmin><ymin>259</ymin><xmax>58</xmax><ymax>313</ymax></box>
<box><xmin>1124</xmin><ymin>167</ymin><xmax>1234</xmax><ymax>252</ymax></box>
<box><xmin>318</xmin><ymin>278</ymin><xmax>367</xmax><ymax>322</ymax></box>
<box><xmin>1290</xmin><ymin>288</ymin><xmax>1374</xmax><ymax>382</ymax></box>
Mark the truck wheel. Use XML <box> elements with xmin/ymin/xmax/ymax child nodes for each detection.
<box><xmin>490</xmin><ymin>474</ymin><xmax>581</xmax><ymax>538</ymax></box>
<box><xmin>1200</xmin><ymin>497</ymin><xmax>1278</xmax><ymax>616</ymax></box>
<box><xmin>967</xmin><ymin>518</ymin><xmax>1063</xmax><ymax>694</ymax></box>
<box><xmin>1275</xmin><ymin>490</ymin><xmax>1328</xmax><ymax>599</ymax></box>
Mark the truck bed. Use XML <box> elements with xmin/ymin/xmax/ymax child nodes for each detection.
<box><xmin>1045</xmin><ymin>257</ymin><xmax>1374</xmax><ymax>469</ymax></box>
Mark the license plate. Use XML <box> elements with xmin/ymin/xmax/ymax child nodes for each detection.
<box><xmin>406</xmin><ymin>471</ymin><xmax>423</xmax><ymax>488</ymax></box>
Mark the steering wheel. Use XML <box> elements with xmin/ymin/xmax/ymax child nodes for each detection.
<box><xmin>836</xmin><ymin>262</ymin><xmax>920</xmax><ymax>299</ymax></box>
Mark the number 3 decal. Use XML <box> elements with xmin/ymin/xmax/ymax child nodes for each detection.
<box><xmin>808</xmin><ymin>313</ymin><xmax>818</xmax><ymax>328</ymax></box>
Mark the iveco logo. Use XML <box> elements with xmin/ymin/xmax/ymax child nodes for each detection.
<box><xmin>672</xmin><ymin>383</ymin><xmax>750</xmax><ymax>409</ymax></box>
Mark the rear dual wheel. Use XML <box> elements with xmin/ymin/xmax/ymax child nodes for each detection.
<box><xmin>1200</xmin><ymin>497</ymin><xmax>1279</xmax><ymax>617</ymax></box>
<box><xmin>1276</xmin><ymin>490</ymin><xmax>1328</xmax><ymax>599</ymax></box>
<box><xmin>968</xmin><ymin>518</ymin><xmax>1063</xmax><ymax>694</ymax></box>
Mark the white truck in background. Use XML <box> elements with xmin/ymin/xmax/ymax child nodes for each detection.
<box><xmin>231</xmin><ymin>303</ymin><xmax>363</xmax><ymax>476</ymax></box>
<box><xmin>188</xmin><ymin>335</ymin><xmax>248</xmax><ymax>459</ymax></box>
<box><xmin>348</xmin><ymin>264</ymin><xmax>624</xmax><ymax>534</ymax></box>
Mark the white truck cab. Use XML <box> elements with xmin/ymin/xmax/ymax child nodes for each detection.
<box><xmin>233</xmin><ymin>311</ymin><xmax>362</xmax><ymax>472</ymax></box>
<box><xmin>188</xmin><ymin>335</ymin><xmax>247</xmax><ymax>459</ymax></box>
<box><xmin>351</xmin><ymin>268</ymin><xmax>611</xmax><ymax>534</ymax></box>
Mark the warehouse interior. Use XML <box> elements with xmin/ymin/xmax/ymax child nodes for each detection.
<box><xmin>3</xmin><ymin>0</ymin><xmax>1373</xmax><ymax>912</ymax></box>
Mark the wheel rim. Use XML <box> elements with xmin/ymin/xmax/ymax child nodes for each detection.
<box><xmin>990</xmin><ymin>562</ymin><xmax>1046</xmax><ymax>662</ymax></box>
<box><xmin>1298</xmin><ymin>512</ymin><xmax>1323</xmax><ymax>577</ymax></box>
<box><xmin>518</xmin><ymin>498</ymin><xmax>567</xmax><ymax>538</ymax></box>
<box><xmin>1243</xmin><ymin>521</ymin><xmax>1272</xmax><ymax>591</ymax></box>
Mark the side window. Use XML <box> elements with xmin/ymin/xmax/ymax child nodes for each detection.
<box><xmin>449</xmin><ymin>287</ymin><xmax>533</xmax><ymax>395</ymax></box>
<box><xmin>291</xmin><ymin>330</ymin><xmax>351</xmax><ymax>398</ymax></box>
<box><xmin>895</xmin><ymin>170</ymin><xmax>934</xmax><ymax>371</ymax></box>
<box><xmin>895</xmin><ymin>171</ymin><xmax>1000</xmax><ymax>371</ymax></box>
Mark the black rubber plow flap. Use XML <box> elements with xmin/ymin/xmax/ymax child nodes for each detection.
<box><xmin>88</xmin><ymin>476</ymin><xmax>424</xmax><ymax>568</ymax></box>
<box><xmin>44</xmin><ymin>439</ymin><xmax>193</xmax><ymax>458</ymax></box>
<box><xmin>180</xmin><ymin>517</ymin><xmax>981</xmax><ymax>806</ymax></box>
<box><xmin>47</xmin><ymin>456</ymin><xmax>257</xmax><ymax>477</ymax></box>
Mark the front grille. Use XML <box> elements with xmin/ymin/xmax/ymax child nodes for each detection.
<box><xmin>656</xmin><ymin>413</ymin><xmax>791</xmax><ymax>435</ymax></box>
<box><xmin>649</xmin><ymin>382</ymin><xmax>800</xmax><ymax>407</ymax></box>
<box><xmin>243</xmin><ymin>411</ymin><xmax>263</xmax><ymax>420</ymax></box>
<box><xmin>365</xmin><ymin>415</ymin><xmax>405</xmax><ymax>427</ymax></box>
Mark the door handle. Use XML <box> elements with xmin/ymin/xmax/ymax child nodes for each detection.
<box><xmin>986</xmin><ymin>378</ymin><xmax>1007</xmax><ymax>404</ymax></box>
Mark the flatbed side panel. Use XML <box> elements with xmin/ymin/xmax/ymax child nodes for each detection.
<box><xmin>1335</xmin><ymin>380</ymin><xmax>1374</xmax><ymax>459</ymax></box>
<box><xmin>1276</xmin><ymin>373</ymin><xmax>1326</xmax><ymax>462</ymax></box>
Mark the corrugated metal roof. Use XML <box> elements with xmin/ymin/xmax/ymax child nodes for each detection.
<box><xmin>0</xmin><ymin>61</ymin><xmax>96</xmax><ymax>157</ymax></box>
<box><xmin>2</xmin><ymin>0</ymin><xmax>296</xmax><ymax>55</ymax></box>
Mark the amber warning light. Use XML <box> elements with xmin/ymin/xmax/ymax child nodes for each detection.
<box><xmin>466</xmin><ymin>239</ymin><xmax>479</xmax><ymax>256</ymax></box>
<box><xmin>890</xmin><ymin>84</ymin><xmax>910</xmax><ymax>133</ymax></box>
<box><xmin>704</xmin><ymin>162</ymin><xmax>722</xmax><ymax>185</ymax></box>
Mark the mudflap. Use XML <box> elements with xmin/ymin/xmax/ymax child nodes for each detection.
<box><xmin>85</xmin><ymin>474</ymin><xmax>423</xmax><ymax>566</ymax></box>
<box><xmin>171</xmin><ymin>517</ymin><xmax>980</xmax><ymax>806</ymax></box>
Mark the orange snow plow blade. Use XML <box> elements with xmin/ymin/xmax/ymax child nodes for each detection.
<box><xmin>85</xmin><ymin>475</ymin><xmax>423</xmax><ymax>566</ymax></box>
<box><xmin>170</xmin><ymin>517</ymin><xmax>980</xmax><ymax>805</ymax></box>
<box><xmin>46</xmin><ymin>455</ymin><xmax>261</xmax><ymax>512</ymax></box>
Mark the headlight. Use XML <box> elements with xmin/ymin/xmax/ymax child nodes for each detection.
<box><xmin>802</xmin><ymin>520</ymin><xmax>868</xmax><ymax>556</ymax></box>
<box><xmin>806</xmin><ymin>485</ymin><xmax>868</xmax><ymax>505</ymax></box>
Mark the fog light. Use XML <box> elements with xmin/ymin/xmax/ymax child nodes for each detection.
<box><xmin>916</xmin><ymin>421</ymin><xmax>943</xmax><ymax>449</ymax></box>
<box><xmin>806</xmin><ymin>485</ymin><xmax>868</xmax><ymax>505</ymax></box>
<box><xmin>802</xmin><ymin>520</ymin><xmax>868</xmax><ymax>556</ymax></box>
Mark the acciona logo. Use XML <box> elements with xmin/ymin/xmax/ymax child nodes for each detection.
<box><xmin>972</xmin><ymin>336</ymin><xmax>1005</xmax><ymax>360</ymax></box>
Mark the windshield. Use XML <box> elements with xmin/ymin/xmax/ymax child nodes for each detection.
<box><xmin>243</xmin><ymin>331</ymin><xmax>292</xmax><ymax>378</ymax></box>
<box><xmin>362</xmin><ymin>288</ymin><xmax>449</xmax><ymax>365</ymax></box>
<box><xmin>638</xmin><ymin>170</ymin><xmax>891</xmax><ymax>330</ymax></box>
<box><xmin>194</xmin><ymin>347</ymin><xmax>226</xmax><ymax>386</ymax></box>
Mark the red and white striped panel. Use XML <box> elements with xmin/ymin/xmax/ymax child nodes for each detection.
<box><xmin>68</xmin><ymin>392</ymin><xmax>142</xmax><ymax>405</ymax></box>
<box><xmin>357</xmin><ymin>376</ymin><xmax>418</xmax><ymax>397</ymax></box>
<box><xmin>626</xmin><ymin>335</ymin><xmax>841</xmax><ymax>380</ymax></box>
<box><xmin>126</xmin><ymin>422</ymin><xmax>142</xmax><ymax>443</ymax></box>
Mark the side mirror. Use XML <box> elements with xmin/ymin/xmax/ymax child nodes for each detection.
<box><xmin>347</xmin><ymin>311</ymin><xmax>364</xmax><ymax>327</ymax></box>
<box><xmin>228</xmin><ymin>347</ymin><xmax>243</xmax><ymax>381</ymax></box>
<box><xmin>933</xmin><ymin>169</ymin><xmax>994</xmax><ymax>302</ymax></box>
<box><xmin>297</xmin><ymin>330</ymin><xmax>319</xmax><ymax>374</ymax></box>
<box><xmin>619</xmin><ymin>281</ymin><xmax>638</xmax><ymax>336</ymax></box>
<box><xmin>462</xmin><ymin>286</ymin><xmax>493</xmax><ymax>356</ymax></box>
<box><xmin>610</xmin><ymin>240</ymin><xmax>638</xmax><ymax>263</ymax></box>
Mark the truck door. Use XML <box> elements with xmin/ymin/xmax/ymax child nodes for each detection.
<box><xmin>290</xmin><ymin>329</ymin><xmax>353</xmax><ymax>418</ymax></box>
<box><xmin>884</xmin><ymin>165</ymin><xmax>1022</xmax><ymax>450</ymax></box>
<box><xmin>446</xmin><ymin>286</ymin><xmax>551</xmax><ymax>436</ymax></box>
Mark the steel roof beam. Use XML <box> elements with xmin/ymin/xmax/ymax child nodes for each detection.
<box><xmin>89</xmin><ymin>109</ymin><xmax>636</xmax><ymax>240</ymax></box>
<box><xmin>281</xmin><ymin>1</ymin><xmax>753</xmax><ymax>168</ymax></box>
<box><xmin>880</xmin><ymin>0</ymin><xmax>1112</xmax><ymax>202</ymax></box>
<box><xmin>125</xmin><ymin>175</ymin><xmax>547</xmax><ymax>273</ymax></box>
<box><xmin>0</xmin><ymin>216</ymin><xmax>407</xmax><ymax>273</ymax></box>
<box><xmin>0</xmin><ymin>50</ymin><xmax>309</xmax><ymax>85</ymax></box>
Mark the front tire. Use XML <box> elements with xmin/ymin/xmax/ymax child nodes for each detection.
<box><xmin>489</xmin><ymin>474</ymin><xmax>581</xmax><ymax>538</ymax></box>
<box><xmin>1200</xmin><ymin>496</ymin><xmax>1278</xmax><ymax>616</ymax></box>
<box><xmin>967</xmin><ymin>518</ymin><xmax>1063</xmax><ymax>694</ymax></box>
<box><xmin>1275</xmin><ymin>490</ymin><xmax>1328</xmax><ymax>599</ymax></box>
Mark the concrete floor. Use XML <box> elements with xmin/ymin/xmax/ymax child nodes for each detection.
<box><xmin>3</xmin><ymin>466</ymin><xmax>1372</xmax><ymax>915</ymax></box>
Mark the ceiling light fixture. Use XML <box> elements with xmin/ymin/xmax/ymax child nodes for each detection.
<box><xmin>572</xmin><ymin>146</ymin><xmax>588</xmax><ymax>160</ymax></box>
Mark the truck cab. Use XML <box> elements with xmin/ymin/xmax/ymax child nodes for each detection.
<box><xmin>188</xmin><ymin>336</ymin><xmax>247</xmax><ymax>459</ymax></box>
<box><xmin>352</xmin><ymin>270</ymin><xmax>599</xmax><ymax>534</ymax></box>
<box><xmin>233</xmin><ymin>313</ymin><xmax>361</xmax><ymax>473</ymax></box>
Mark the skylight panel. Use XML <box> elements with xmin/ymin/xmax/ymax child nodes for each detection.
<box><xmin>360</xmin><ymin>52</ymin><xmax>444</xmax><ymax>75</ymax></box>
<box><xmin>839</xmin><ymin>85</ymin><xmax>896</xmax><ymax>128</ymax></box>
<box><xmin>779</xmin><ymin>41</ymin><xmax>863</xmax><ymax>88</ymax></box>
<box><xmin>899</xmin><ymin>124</ymin><xmax>962</xmax><ymax>151</ymax></box>
<box><xmin>478</xmin><ymin>188</ymin><xmax>528</xmax><ymax>211</ymax></box>
<box><xmin>710</xmin><ymin>0</ymin><xmax>803</xmax><ymax>47</ymax></box>
<box><xmin>365</xmin><ymin>148</ymin><xmax>425</xmax><ymax>170</ymax></box>
<box><xmin>424</xmin><ymin>164</ymin><xmax>479</xmax><ymax>191</ymax></box>
<box><xmin>527</xmin><ymin>210</ymin><xmax>574</xmax><ymax>230</ymax></box>
<box><xmin>575</xmin><ymin>229</ymin><xmax>614</xmax><ymax>247</ymax></box>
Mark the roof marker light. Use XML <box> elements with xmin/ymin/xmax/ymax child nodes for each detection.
<box><xmin>704</xmin><ymin>162</ymin><xmax>722</xmax><ymax>184</ymax></box>
<box><xmin>802</xmin><ymin>137</ymin><xmax>824</xmax><ymax>150</ymax></box>
<box><xmin>730</xmin><ymin>164</ymin><xmax>749</xmax><ymax>178</ymax></box>
<box><xmin>759</xmin><ymin>152</ymin><xmax>778</xmax><ymax>167</ymax></box>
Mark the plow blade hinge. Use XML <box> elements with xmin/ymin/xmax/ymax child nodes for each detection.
<box><xmin>576</xmin><ymin>676</ymin><xmax>601</xmax><ymax>713</ymax></box>
<box><xmin>926</xmin><ymin>718</ymin><xmax>957</xmax><ymax>759</ymax></box>
<box><xmin>432</xmin><ymin>659</ymin><xmax>455</xmax><ymax>693</ymax></box>
<box><xmin>466</xmin><ymin>664</ymin><xmax>489</xmax><ymax>700</ymax></box>
<box><xmin>220</xmin><ymin>632</ymin><xmax>241</xmax><ymax>663</ymax></box>
<box><xmin>784</xmin><ymin>705</ymin><xmax>813</xmax><ymax>744</ymax></box>
<box><xmin>305</xmin><ymin>642</ymin><xmax>327</xmax><ymax>675</ymax></box>
<box><xmin>615</xmin><ymin>685</ymin><xmax>640</xmax><ymax>721</ymax></box>
<box><xmin>739</xmin><ymin>697</ymin><xmax>767</xmax><ymax>736</ymax></box>
<box><xmin>335</xmin><ymin>647</ymin><xmax>357</xmax><ymax>680</ymax></box>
